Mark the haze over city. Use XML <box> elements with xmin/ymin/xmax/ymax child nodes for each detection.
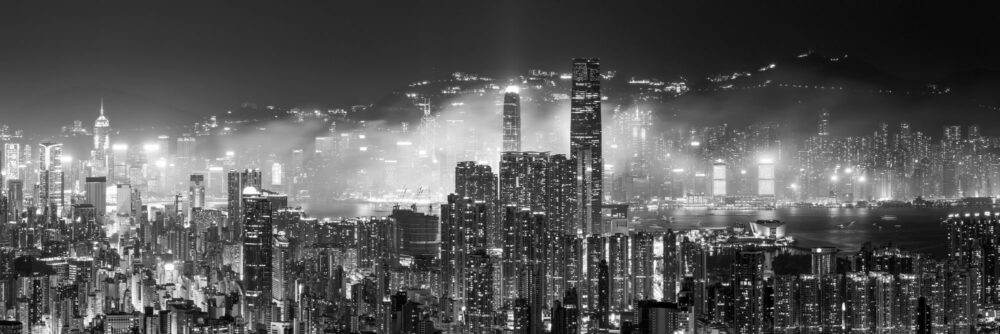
<box><xmin>0</xmin><ymin>1</ymin><xmax>999</xmax><ymax>334</ymax></box>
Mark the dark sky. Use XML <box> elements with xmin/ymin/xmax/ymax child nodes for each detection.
<box><xmin>1</xmin><ymin>0</ymin><xmax>998</xmax><ymax>132</ymax></box>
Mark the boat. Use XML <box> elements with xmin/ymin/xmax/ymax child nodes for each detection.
<box><xmin>881</xmin><ymin>215</ymin><xmax>898</xmax><ymax>221</ymax></box>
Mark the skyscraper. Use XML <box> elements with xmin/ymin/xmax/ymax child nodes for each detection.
<box><xmin>3</xmin><ymin>143</ymin><xmax>19</xmax><ymax>181</ymax></box>
<box><xmin>241</xmin><ymin>186</ymin><xmax>273</xmax><ymax>328</ymax></box>
<box><xmin>93</xmin><ymin>100</ymin><xmax>111</xmax><ymax>173</ymax></box>
<box><xmin>733</xmin><ymin>251</ymin><xmax>765</xmax><ymax>334</ymax></box>
<box><xmin>84</xmin><ymin>176</ymin><xmax>107</xmax><ymax>222</ymax></box>
<box><xmin>188</xmin><ymin>173</ymin><xmax>206</xmax><ymax>220</ymax></box>
<box><xmin>6</xmin><ymin>179</ymin><xmax>22</xmax><ymax>222</ymax></box>
<box><xmin>228</xmin><ymin>169</ymin><xmax>262</xmax><ymax>240</ymax></box>
<box><xmin>570</xmin><ymin>58</ymin><xmax>602</xmax><ymax>235</ymax></box>
<box><xmin>502</xmin><ymin>85</ymin><xmax>522</xmax><ymax>152</ymax></box>
<box><xmin>38</xmin><ymin>142</ymin><xmax>64</xmax><ymax>222</ymax></box>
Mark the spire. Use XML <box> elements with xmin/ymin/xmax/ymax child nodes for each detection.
<box><xmin>95</xmin><ymin>98</ymin><xmax>109</xmax><ymax>128</ymax></box>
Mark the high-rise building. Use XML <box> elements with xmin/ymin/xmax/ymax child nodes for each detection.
<box><xmin>712</xmin><ymin>161</ymin><xmax>727</xmax><ymax>196</ymax></box>
<box><xmin>570</xmin><ymin>58</ymin><xmax>603</xmax><ymax>235</ymax></box>
<box><xmin>502</xmin><ymin>86</ymin><xmax>522</xmax><ymax>152</ymax></box>
<box><xmin>84</xmin><ymin>176</ymin><xmax>107</xmax><ymax>221</ymax></box>
<box><xmin>3</xmin><ymin>143</ymin><xmax>19</xmax><ymax>181</ymax></box>
<box><xmin>272</xmin><ymin>233</ymin><xmax>290</xmax><ymax>321</ymax></box>
<box><xmin>733</xmin><ymin>251</ymin><xmax>765</xmax><ymax>334</ymax></box>
<box><xmin>93</xmin><ymin>100</ymin><xmax>111</xmax><ymax>172</ymax></box>
<box><xmin>228</xmin><ymin>169</ymin><xmax>262</xmax><ymax>240</ymax></box>
<box><xmin>465</xmin><ymin>249</ymin><xmax>494</xmax><ymax>332</ymax></box>
<box><xmin>390</xmin><ymin>205</ymin><xmax>439</xmax><ymax>260</ymax></box>
<box><xmin>188</xmin><ymin>173</ymin><xmax>206</xmax><ymax>220</ymax></box>
<box><xmin>241</xmin><ymin>186</ymin><xmax>273</xmax><ymax>327</ymax></box>
<box><xmin>811</xmin><ymin>247</ymin><xmax>837</xmax><ymax>276</ymax></box>
<box><xmin>6</xmin><ymin>179</ymin><xmax>22</xmax><ymax>222</ymax></box>
<box><xmin>116</xmin><ymin>183</ymin><xmax>132</xmax><ymax>216</ymax></box>
<box><xmin>38</xmin><ymin>142</ymin><xmax>64</xmax><ymax>221</ymax></box>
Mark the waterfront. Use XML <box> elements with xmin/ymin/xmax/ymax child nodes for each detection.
<box><xmin>641</xmin><ymin>207</ymin><xmax>954</xmax><ymax>257</ymax></box>
<box><xmin>306</xmin><ymin>201</ymin><xmax>959</xmax><ymax>258</ymax></box>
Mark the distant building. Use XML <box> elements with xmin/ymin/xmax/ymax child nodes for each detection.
<box><xmin>750</xmin><ymin>220</ymin><xmax>786</xmax><ymax>238</ymax></box>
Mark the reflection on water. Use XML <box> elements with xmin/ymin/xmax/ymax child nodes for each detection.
<box><xmin>642</xmin><ymin>207</ymin><xmax>952</xmax><ymax>257</ymax></box>
<box><xmin>308</xmin><ymin>202</ymin><xmax>956</xmax><ymax>258</ymax></box>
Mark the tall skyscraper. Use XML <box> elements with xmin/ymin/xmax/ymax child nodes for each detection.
<box><xmin>6</xmin><ymin>179</ymin><xmax>22</xmax><ymax>222</ymax></box>
<box><xmin>3</xmin><ymin>143</ymin><xmax>19</xmax><ymax>181</ymax></box>
<box><xmin>570</xmin><ymin>58</ymin><xmax>603</xmax><ymax>235</ymax></box>
<box><xmin>38</xmin><ymin>142</ymin><xmax>64</xmax><ymax>222</ymax></box>
<box><xmin>733</xmin><ymin>251</ymin><xmax>765</xmax><ymax>334</ymax></box>
<box><xmin>273</xmin><ymin>233</ymin><xmax>290</xmax><ymax>321</ymax></box>
<box><xmin>188</xmin><ymin>173</ymin><xmax>206</xmax><ymax>220</ymax></box>
<box><xmin>93</xmin><ymin>100</ymin><xmax>111</xmax><ymax>173</ymax></box>
<box><xmin>228</xmin><ymin>169</ymin><xmax>262</xmax><ymax>239</ymax></box>
<box><xmin>502</xmin><ymin>85</ymin><xmax>522</xmax><ymax>152</ymax></box>
<box><xmin>241</xmin><ymin>186</ymin><xmax>273</xmax><ymax>328</ymax></box>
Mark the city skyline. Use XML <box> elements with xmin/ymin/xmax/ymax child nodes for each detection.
<box><xmin>1</xmin><ymin>2</ymin><xmax>999</xmax><ymax>334</ymax></box>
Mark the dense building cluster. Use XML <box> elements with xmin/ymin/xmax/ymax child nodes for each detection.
<box><xmin>0</xmin><ymin>57</ymin><xmax>996</xmax><ymax>334</ymax></box>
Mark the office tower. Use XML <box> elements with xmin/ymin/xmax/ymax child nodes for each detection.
<box><xmin>227</xmin><ymin>169</ymin><xmax>262</xmax><ymax>239</ymax></box>
<box><xmin>111</xmin><ymin>144</ymin><xmax>129</xmax><ymax>184</ymax></box>
<box><xmin>6</xmin><ymin>179</ymin><xmax>22</xmax><ymax>222</ymax></box>
<box><xmin>570</xmin><ymin>58</ymin><xmax>603</xmax><ymax>235</ymax></box>
<box><xmin>176</xmin><ymin>136</ymin><xmax>196</xmax><ymax>159</ymax></box>
<box><xmin>188</xmin><ymin>173</ymin><xmax>206</xmax><ymax>220</ymax></box>
<box><xmin>465</xmin><ymin>249</ymin><xmax>494</xmax><ymax>332</ymax></box>
<box><xmin>38</xmin><ymin>142</ymin><xmax>64</xmax><ymax>222</ymax></box>
<box><xmin>733</xmin><ymin>251</ymin><xmax>765</xmax><ymax>334</ymax></box>
<box><xmin>241</xmin><ymin>186</ymin><xmax>273</xmax><ymax>328</ymax></box>
<box><xmin>712</xmin><ymin>161</ymin><xmax>726</xmax><ymax>196</ymax></box>
<box><xmin>84</xmin><ymin>176</ymin><xmax>107</xmax><ymax>222</ymax></box>
<box><xmin>116</xmin><ymin>183</ymin><xmax>132</xmax><ymax>217</ymax></box>
<box><xmin>502</xmin><ymin>85</ymin><xmax>522</xmax><ymax>152</ymax></box>
<box><xmin>758</xmin><ymin>158</ymin><xmax>775</xmax><ymax>196</ymax></box>
<box><xmin>93</xmin><ymin>100</ymin><xmax>111</xmax><ymax>172</ymax></box>
<box><xmin>3</xmin><ymin>143</ymin><xmax>19</xmax><ymax>181</ymax></box>
<box><xmin>811</xmin><ymin>247</ymin><xmax>837</xmax><ymax>276</ymax></box>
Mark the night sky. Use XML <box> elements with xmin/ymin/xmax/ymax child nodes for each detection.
<box><xmin>1</xmin><ymin>0</ymin><xmax>997</xmax><ymax>132</ymax></box>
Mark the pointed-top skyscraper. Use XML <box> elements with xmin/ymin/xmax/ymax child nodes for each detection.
<box><xmin>570</xmin><ymin>58</ymin><xmax>602</xmax><ymax>235</ymax></box>
<box><xmin>94</xmin><ymin>99</ymin><xmax>111</xmax><ymax>173</ymax></box>
<box><xmin>502</xmin><ymin>85</ymin><xmax>522</xmax><ymax>152</ymax></box>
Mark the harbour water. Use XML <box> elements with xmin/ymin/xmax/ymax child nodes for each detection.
<box><xmin>306</xmin><ymin>202</ymin><xmax>960</xmax><ymax>258</ymax></box>
<box><xmin>639</xmin><ymin>207</ymin><xmax>954</xmax><ymax>257</ymax></box>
